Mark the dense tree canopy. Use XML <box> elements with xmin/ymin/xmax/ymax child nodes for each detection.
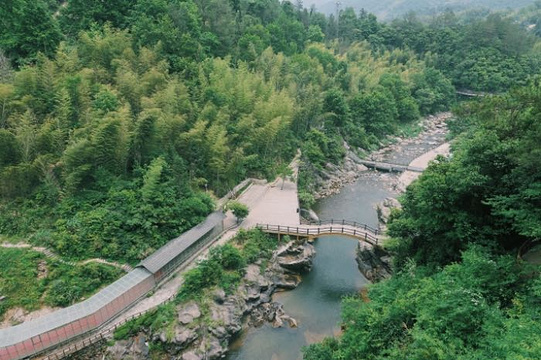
<box><xmin>389</xmin><ymin>84</ymin><xmax>541</xmax><ymax>267</ymax></box>
<box><xmin>1</xmin><ymin>1</ymin><xmax>540</xmax><ymax>342</ymax></box>
<box><xmin>0</xmin><ymin>0</ymin><xmax>468</xmax><ymax>266</ymax></box>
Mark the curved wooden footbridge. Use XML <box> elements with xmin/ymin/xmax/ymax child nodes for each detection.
<box><xmin>257</xmin><ymin>219</ymin><xmax>382</xmax><ymax>245</ymax></box>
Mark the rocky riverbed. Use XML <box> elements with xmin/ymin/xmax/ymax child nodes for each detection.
<box><xmin>103</xmin><ymin>240</ymin><xmax>315</xmax><ymax>360</ymax></box>
<box><xmin>311</xmin><ymin>112</ymin><xmax>452</xmax><ymax>200</ymax></box>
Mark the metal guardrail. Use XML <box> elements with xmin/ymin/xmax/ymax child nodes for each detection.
<box><xmin>256</xmin><ymin>223</ymin><xmax>379</xmax><ymax>245</ymax></box>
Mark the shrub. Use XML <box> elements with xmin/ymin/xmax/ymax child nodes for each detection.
<box><xmin>227</xmin><ymin>201</ymin><xmax>249</xmax><ymax>220</ymax></box>
<box><xmin>210</xmin><ymin>244</ymin><xmax>246</xmax><ymax>271</ymax></box>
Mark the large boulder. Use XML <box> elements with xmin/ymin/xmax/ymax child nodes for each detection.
<box><xmin>276</xmin><ymin>243</ymin><xmax>316</xmax><ymax>273</ymax></box>
<box><xmin>356</xmin><ymin>241</ymin><xmax>392</xmax><ymax>283</ymax></box>
<box><xmin>107</xmin><ymin>334</ymin><xmax>149</xmax><ymax>360</ymax></box>
<box><xmin>209</xmin><ymin>301</ymin><xmax>243</xmax><ymax>336</ymax></box>
<box><xmin>182</xmin><ymin>351</ymin><xmax>203</xmax><ymax>360</ymax></box>
<box><xmin>376</xmin><ymin>197</ymin><xmax>402</xmax><ymax>224</ymax></box>
<box><xmin>178</xmin><ymin>302</ymin><xmax>201</xmax><ymax>325</ymax></box>
<box><xmin>201</xmin><ymin>337</ymin><xmax>227</xmax><ymax>360</ymax></box>
<box><xmin>174</xmin><ymin>328</ymin><xmax>199</xmax><ymax>349</ymax></box>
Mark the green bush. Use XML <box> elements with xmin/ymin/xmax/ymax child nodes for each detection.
<box><xmin>177</xmin><ymin>230</ymin><xmax>278</xmax><ymax>300</ymax></box>
<box><xmin>227</xmin><ymin>201</ymin><xmax>249</xmax><ymax>221</ymax></box>
<box><xmin>210</xmin><ymin>244</ymin><xmax>246</xmax><ymax>271</ymax></box>
<box><xmin>178</xmin><ymin>258</ymin><xmax>223</xmax><ymax>300</ymax></box>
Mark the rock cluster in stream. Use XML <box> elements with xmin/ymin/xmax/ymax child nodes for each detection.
<box><xmin>369</xmin><ymin>112</ymin><xmax>450</xmax><ymax>163</ymax></box>
<box><xmin>313</xmin><ymin>155</ymin><xmax>369</xmax><ymax>200</ymax></box>
<box><xmin>105</xmin><ymin>240</ymin><xmax>315</xmax><ymax>360</ymax></box>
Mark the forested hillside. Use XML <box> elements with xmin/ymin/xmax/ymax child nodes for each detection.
<box><xmin>0</xmin><ymin>0</ymin><xmax>540</xmax><ymax>316</ymax></box>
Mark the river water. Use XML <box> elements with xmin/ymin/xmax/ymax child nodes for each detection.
<box><xmin>227</xmin><ymin>125</ymin><xmax>447</xmax><ymax>360</ymax></box>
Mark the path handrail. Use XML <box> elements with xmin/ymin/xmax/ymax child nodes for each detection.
<box><xmin>256</xmin><ymin>223</ymin><xmax>379</xmax><ymax>245</ymax></box>
<box><xmin>306</xmin><ymin>219</ymin><xmax>380</xmax><ymax>235</ymax></box>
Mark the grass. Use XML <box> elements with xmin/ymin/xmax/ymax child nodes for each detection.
<box><xmin>0</xmin><ymin>247</ymin><xmax>124</xmax><ymax>321</ymax></box>
<box><xmin>0</xmin><ymin>234</ymin><xmax>24</xmax><ymax>244</ymax></box>
<box><xmin>0</xmin><ymin>248</ymin><xmax>45</xmax><ymax>319</ymax></box>
<box><xmin>397</xmin><ymin>120</ymin><xmax>424</xmax><ymax>138</ymax></box>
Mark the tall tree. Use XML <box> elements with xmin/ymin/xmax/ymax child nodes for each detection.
<box><xmin>0</xmin><ymin>0</ymin><xmax>62</xmax><ymax>66</ymax></box>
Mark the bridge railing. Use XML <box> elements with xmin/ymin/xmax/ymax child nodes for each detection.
<box><xmin>256</xmin><ymin>223</ymin><xmax>379</xmax><ymax>245</ymax></box>
<box><xmin>305</xmin><ymin>220</ymin><xmax>379</xmax><ymax>235</ymax></box>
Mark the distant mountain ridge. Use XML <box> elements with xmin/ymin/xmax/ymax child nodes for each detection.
<box><xmin>303</xmin><ymin>0</ymin><xmax>537</xmax><ymax>20</ymax></box>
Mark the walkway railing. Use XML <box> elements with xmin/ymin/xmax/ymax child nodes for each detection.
<box><xmin>256</xmin><ymin>223</ymin><xmax>380</xmax><ymax>245</ymax></box>
<box><xmin>305</xmin><ymin>219</ymin><xmax>380</xmax><ymax>235</ymax></box>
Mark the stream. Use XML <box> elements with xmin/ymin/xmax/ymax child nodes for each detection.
<box><xmin>226</xmin><ymin>120</ymin><xmax>448</xmax><ymax>360</ymax></box>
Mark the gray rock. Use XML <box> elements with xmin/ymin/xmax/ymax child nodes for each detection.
<box><xmin>270</xmin><ymin>273</ymin><xmax>300</xmax><ymax>289</ymax></box>
<box><xmin>174</xmin><ymin>328</ymin><xmax>198</xmax><ymax>349</ymax></box>
<box><xmin>277</xmin><ymin>243</ymin><xmax>316</xmax><ymax>273</ymax></box>
<box><xmin>107</xmin><ymin>334</ymin><xmax>149</xmax><ymax>360</ymax></box>
<box><xmin>204</xmin><ymin>337</ymin><xmax>227</xmax><ymax>359</ymax></box>
<box><xmin>212</xmin><ymin>288</ymin><xmax>226</xmax><ymax>304</ymax></box>
<box><xmin>383</xmin><ymin>197</ymin><xmax>401</xmax><ymax>209</ymax></box>
<box><xmin>244</xmin><ymin>264</ymin><xmax>261</xmax><ymax>282</ymax></box>
<box><xmin>356</xmin><ymin>241</ymin><xmax>392</xmax><ymax>283</ymax></box>
<box><xmin>210</xmin><ymin>326</ymin><xmax>228</xmax><ymax>339</ymax></box>
<box><xmin>300</xmin><ymin>208</ymin><xmax>319</xmax><ymax>222</ymax></box>
<box><xmin>272</xmin><ymin>315</ymin><xmax>283</xmax><ymax>328</ymax></box>
<box><xmin>178</xmin><ymin>302</ymin><xmax>201</xmax><ymax>325</ymax></box>
<box><xmin>158</xmin><ymin>331</ymin><xmax>168</xmax><ymax>343</ymax></box>
<box><xmin>182</xmin><ymin>351</ymin><xmax>203</xmax><ymax>360</ymax></box>
<box><xmin>210</xmin><ymin>302</ymin><xmax>242</xmax><ymax>335</ymax></box>
<box><xmin>357</xmin><ymin>164</ymin><xmax>369</xmax><ymax>172</ymax></box>
<box><xmin>244</xmin><ymin>285</ymin><xmax>261</xmax><ymax>301</ymax></box>
<box><xmin>376</xmin><ymin>204</ymin><xmax>392</xmax><ymax>224</ymax></box>
<box><xmin>281</xmin><ymin>314</ymin><xmax>298</xmax><ymax>328</ymax></box>
<box><xmin>259</xmin><ymin>292</ymin><xmax>271</xmax><ymax>304</ymax></box>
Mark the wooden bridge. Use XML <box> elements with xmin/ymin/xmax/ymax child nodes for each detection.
<box><xmin>256</xmin><ymin>220</ymin><xmax>381</xmax><ymax>245</ymax></box>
